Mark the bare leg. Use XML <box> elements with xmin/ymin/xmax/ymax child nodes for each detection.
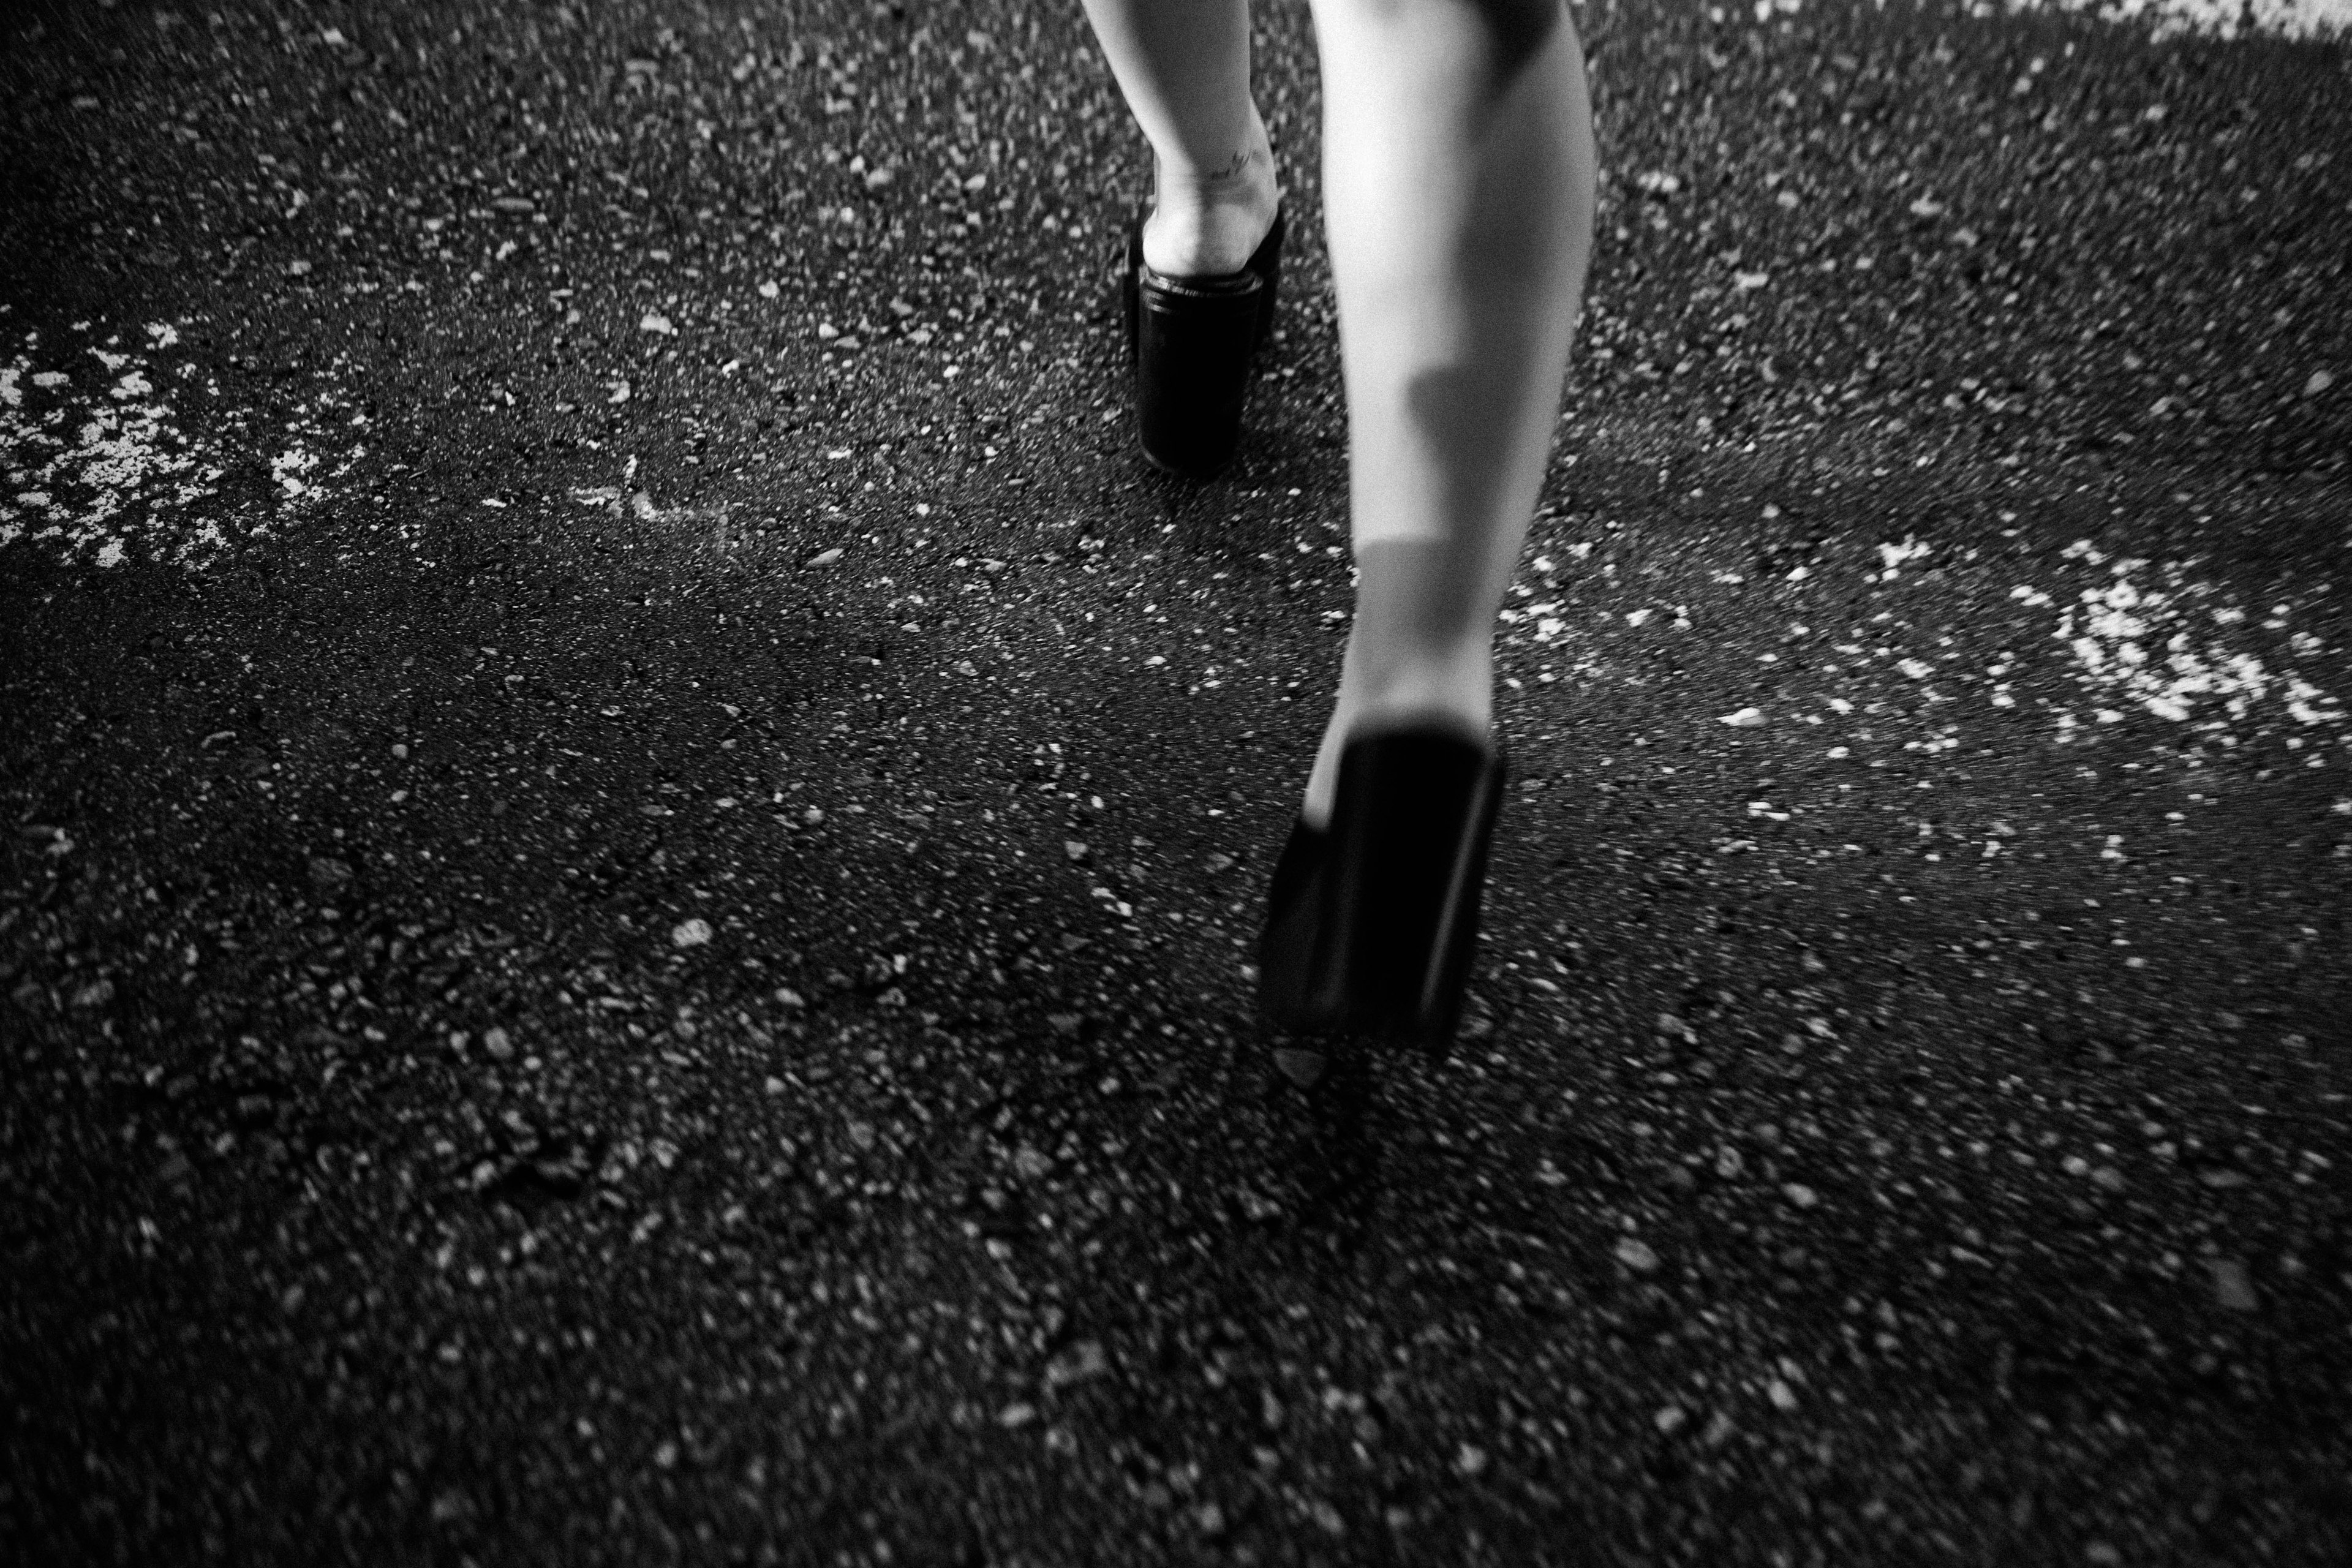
<box><xmin>1299</xmin><ymin>0</ymin><xmax>1596</xmax><ymax>827</ymax></box>
<box><xmin>1076</xmin><ymin>0</ymin><xmax>1596</xmax><ymax>827</ymax></box>
<box><xmin>1077</xmin><ymin>0</ymin><xmax>1284</xmax><ymax>276</ymax></box>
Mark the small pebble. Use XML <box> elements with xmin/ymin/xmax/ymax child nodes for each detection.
<box><xmin>2209</xmin><ymin>1258</ymin><xmax>2258</xmax><ymax>1312</ymax></box>
<box><xmin>1046</xmin><ymin>1340</ymin><xmax>1107</xmax><ymax>1389</ymax></box>
<box><xmin>1615</xmin><ymin>1236</ymin><xmax>1661</xmax><ymax>1273</ymax></box>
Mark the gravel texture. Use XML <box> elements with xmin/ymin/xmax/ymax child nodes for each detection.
<box><xmin>2</xmin><ymin>0</ymin><xmax>2348</xmax><ymax>1564</ymax></box>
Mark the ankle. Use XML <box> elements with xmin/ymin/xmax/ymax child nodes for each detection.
<box><xmin>1331</xmin><ymin>666</ymin><xmax>1494</xmax><ymax>761</ymax></box>
<box><xmin>1153</xmin><ymin>111</ymin><xmax>1278</xmax><ymax>200</ymax></box>
<box><xmin>1344</xmin><ymin>692</ymin><xmax>1491</xmax><ymax>750</ymax></box>
<box><xmin>1145</xmin><ymin>137</ymin><xmax>1280</xmax><ymax>277</ymax></box>
<box><xmin>1155</xmin><ymin>153</ymin><xmax>1276</xmax><ymax>206</ymax></box>
<box><xmin>1336</xmin><ymin>646</ymin><xmax>1494</xmax><ymax>736</ymax></box>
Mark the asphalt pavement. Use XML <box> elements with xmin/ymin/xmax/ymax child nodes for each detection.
<box><xmin>2</xmin><ymin>0</ymin><xmax>2349</xmax><ymax>1562</ymax></box>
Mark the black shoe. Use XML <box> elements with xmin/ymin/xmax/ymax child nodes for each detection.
<box><xmin>1255</xmin><ymin>725</ymin><xmax>1507</xmax><ymax>1052</ymax></box>
<box><xmin>1118</xmin><ymin>200</ymin><xmax>1286</xmax><ymax>480</ymax></box>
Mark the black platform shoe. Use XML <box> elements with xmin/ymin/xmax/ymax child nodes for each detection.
<box><xmin>1256</xmin><ymin>725</ymin><xmax>1508</xmax><ymax>1057</ymax></box>
<box><xmin>1118</xmin><ymin>200</ymin><xmax>1286</xmax><ymax>480</ymax></box>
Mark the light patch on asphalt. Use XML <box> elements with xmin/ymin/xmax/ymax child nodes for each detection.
<box><xmin>0</xmin><ymin>318</ymin><xmax>361</xmax><ymax>570</ymax></box>
<box><xmin>2041</xmin><ymin>540</ymin><xmax>2343</xmax><ymax>742</ymax></box>
<box><xmin>1985</xmin><ymin>0</ymin><xmax>2352</xmax><ymax>42</ymax></box>
<box><xmin>1744</xmin><ymin>0</ymin><xmax>2352</xmax><ymax>41</ymax></box>
<box><xmin>568</xmin><ymin>484</ymin><xmax>737</xmax><ymax>529</ymax></box>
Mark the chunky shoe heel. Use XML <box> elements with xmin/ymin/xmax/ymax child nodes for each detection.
<box><xmin>1119</xmin><ymin>202</ymin><xmax>1286</xmax><ymax>480</ymax></box>
<box><xmin>1256</xmin><ymin>726</ymin><xmax>1507</xmax><ymax>1051</ymax></box>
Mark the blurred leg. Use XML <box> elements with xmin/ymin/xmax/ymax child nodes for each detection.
<box><xmin>1077</xmin><ymin>0</ymin><xmax>1284</xmax><ymax>276</ymax></box>
<box><xmin>1300</xmin><ymin>0</ymin><xmax>1596</xmax><ymax>827</ymax></box>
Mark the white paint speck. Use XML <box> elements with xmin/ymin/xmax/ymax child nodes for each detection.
<box><xmin>1877</xmin><ymin>537</ymin><xmax>1931</xmax><ymax>573</ymax></box>
<box><xmin>2047</xmin><ymin>556</ymin><xmax>2342</xmax><ymax>733</ymax></box>
<box><xmin>271</xmin><ymin>447</ymin><xmax>317</xmax><ymax>497</ymax></box>
<box><xmin>4</xmin><ymin>323</ymin><xmax>355</xmax><ymax>568</ymax></box>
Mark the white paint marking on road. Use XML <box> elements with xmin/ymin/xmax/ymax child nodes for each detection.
<box><xmin>1</xmin><ymin>318</ymin><xmax>359</xmax><ymax>569</ymax></box>
<box><xmin>1741</xmin><ymin>0</ymin><xmax>2350</xmax><ymax>41</ymax></box>
<box><xmin>2010</xmin><ymin>0</ymin><xmax>2350</xmax><ymax>42</ymax></box>
<box><xmin>2046</xmin><ymin>548</ymin><xmax>2343</xmax><ymax>739</ymax></box>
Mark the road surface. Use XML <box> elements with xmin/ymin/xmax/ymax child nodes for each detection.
<box><xmin>2</xmin><ymin>0</ymin><xmax>2347</xmax><ymax>1562</ymax></box>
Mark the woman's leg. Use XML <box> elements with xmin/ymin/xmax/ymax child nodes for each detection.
<box><xmin>1077</xmin><ymin>0</ymin><xmax>1284</xmax><ymax>276</ymax></box>
<box><xmin>1300</xmin><ymin>0</ymin><xmax>1596</xmax><ymax>827</ymax></box>
<box><xmin>1077</xmin><ymin>0</ymin><xmax>1595</xmax><ymax>824</ymax></box>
